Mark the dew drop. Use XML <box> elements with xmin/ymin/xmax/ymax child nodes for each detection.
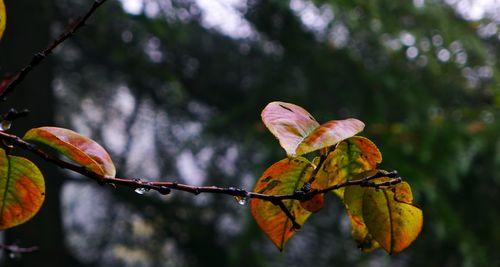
<box><xmin>234</xmin><ymin>196</ymin><xmax>248</xmax><ymax>206</ymax></box>
<box><xmin>8</xmin><ymin>252</ymin><xmax>20</xmax><ymax>259</ymax></box>
<box><xmin>134</xmin><ymin>188</ymin><xmax>147</xmax><ymax>195</ymax></box>
<box><xmin>0</xmin><ymin>120</ymin><xmax>12</xmax><ymax>131</ymax></box>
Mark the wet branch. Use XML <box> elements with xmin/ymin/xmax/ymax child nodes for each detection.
<box><xmin>0</xmin><ymin>244</ymin><xmax>38</xmax><ymax>255</ymax></box>
<box><xmin>0</xmin><ymin>0</ymin><xmax>109</xmax><ymax>100</ymax></box>
<box><xmin>0</xmin><ymin>0</ymin><xmax>405</xmax><ymax>241</ymax></box>
<box><xmin>0</xmin><ymin>130</ymin><xmax>402</xmax><ymax>227</ymax></box>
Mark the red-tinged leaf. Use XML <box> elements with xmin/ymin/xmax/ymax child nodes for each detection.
<box><xmin>0</xmin><ymin>0</ymin><xmax>5</xmax><ymax>40</ymax></box>
<box><xmin>251</xmin><ymin>157</ymin><xmax>314</xmax><ymax>251</ymax></box>
<box><xmin>300</xmin><ymin>193</ymin><xmax>325</xmax><ymax>213</ymax></box>
<box><xmin>261</xmin><ymin>102</ymin><xmax>365</xmax><ymax>157</ymax></box>
<box><xmin>23</xmin><ymin>127</ymin><xmax>116</xmax><ymax>177</ymax></box>
<box><xmin>295</xmin><ymin>119</ymin><xmax>365</xmax><ymax>156</ymax></box>
<box><xmin>261</xmin><ymin>102</ymin><xmax>320</xmax><ymax>156</ymax></box>
<box><xmin>362</xmin><ymin>185</ymin><xmax>423</xmax><ymax>254</ymax></box>
<box><xmin>314</xmin><ymin>137</ymin><xmax>382</xmax><ymax>198</ymax></box>
<box><xmin>0</xmin><ymin>148</ymin><xmax>45</xmax><ymax>230</ymax></box>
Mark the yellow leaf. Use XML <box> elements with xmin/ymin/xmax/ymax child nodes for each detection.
<box><xmin>343</xmin><ymin>181</ymin><xmax>380</xmax><ymax>252</ymax></box>
<box><xmin>362</xmin><ymin>185</ymin><xmax>423</xmax><ymax>254</ymax></box>
<box><xmin>0</xmin><ymin>0</ymin><xmax>6</xmax><ymax>40</ymax></box>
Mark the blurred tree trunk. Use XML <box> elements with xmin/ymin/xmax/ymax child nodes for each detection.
<box><xmin>0</xmin><ymin>0</ymin><xmax>75</xmax><ymax>266</ymax></box>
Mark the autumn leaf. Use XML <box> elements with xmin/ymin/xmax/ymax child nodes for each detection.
<box><xmin>251</xmin><ymin>157</ymin><xmax>314</xmax><ymax>250</ymax></box>
<box><xmin>314</xmin><ymin>136</ymin><xmax>382</xmax><ymax>198</ymax></box>
<box><xmin>0</xmin><ymin>0</ymin><xmax>5</xmax><ymax>40</ymax></box>
<box><xmin>261</xmin><ymin>102</ymin><xmax>319</xmax><ymax>156</ymax></box>
<box><xmin>299</xmin><ymin>193</ymin><xmax>325</xmax><ymax>213</ymax></box>
<box><xmin>23</xmin><ymin>127</ymin><xmax>116</xmax><ymax>177</ymax></box>
<box><xmin>0</xmin><ymin>148</ymin><xmax>45</xmax><ymax>230</ymax></box>
<box><xmin>362</xmin><ymin>182</ymin><xmax>423</xmax><ymax>254</ymax></box>
<box><xmin>261</xmin><ymin>102</ymin><xmax>364</xmax><ymax>157</ymax></box>
<box><xmin>295</xmin><ymin>119</ymin><xmax>366</xmax><ymax>156</ymax></box>
<box><xmin>343</xmin><ymin>172</ymin><xmax>381</xmax><ymax>252</ymax></box>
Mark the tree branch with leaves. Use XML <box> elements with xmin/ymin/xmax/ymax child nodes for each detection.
<box><xmin>0</xmin><ymin>0</ymin><xmax>423</xmax><ymax>256</ymax></box>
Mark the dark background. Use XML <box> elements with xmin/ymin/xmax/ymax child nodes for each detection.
<box><xmin>0</xmin><ymin>0</ymin><xmax>499</xmax><ymax>266</ymax></box>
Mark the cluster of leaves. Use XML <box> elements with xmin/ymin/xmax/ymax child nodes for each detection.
<box><xmin>0</xmin><ymin>101</ymin><xmax>423</xmax><ymax>256</ymax></box>
<box><xmin>251</xmin><ymin>102</ymin><xmax>423</xmax><ymax>254</ymax></box>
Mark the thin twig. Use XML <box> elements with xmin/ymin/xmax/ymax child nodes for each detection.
<box><xmin>0</xmin><ymin>244</ymin><xmax>38</xmax><ymax>254</ymax></box>
<box><xmin>0</xmin><ymin>0</ymin><xmax>109</xmax><ymax>100</ymax></box>
<box><xmin>1</xmin><ymin>108</ymin><xmax>30</xmax><ymax>122</ymax></box>
<box><xmin>0</xmin><ymin>130</ymin><xmax>402</xmax><ymax>225</ymax></box>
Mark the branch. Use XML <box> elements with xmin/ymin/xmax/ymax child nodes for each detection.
<box><xmin>0</xmin><ymin>0</ymin><xmax>109</xmax><ymax>100</ymax></box>
<box><xmin>1</xmin><ymin>108</ymin><xmax>30</xmax><ymax>122</ymax></box>
<box><xmin>0</xmin><ymin>244</ymin><xmax>38</xmax><ymax>255</ymax></box>
<box><xmin>0</xmin><ymin>130</ymin><xmax>402</xmax><ymax>225</ymax></box>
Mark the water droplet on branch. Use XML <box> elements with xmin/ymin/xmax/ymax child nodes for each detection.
<box><xmin>135</xmin><ymin>188</ymin><xmax>148</xmax><ymax>195</ymax></box>
<box><xmin>8</xmin><ymin>252</ymin><xmax>20</xmax><ymax>259</ymax></box>
<box><xmin>1</xmin><ymin>120</ymin><xmax>12</xmax><ymax>131</ymax></box>
<box><xmin>234</xmin><ymin>196</ymin><xmax>248</xmax><ymax>206</ymax></box>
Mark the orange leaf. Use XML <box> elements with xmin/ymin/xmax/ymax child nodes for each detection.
<box><xmin>261</xmin><ymin>102</ymin><xmax>364</xmax><ymax>157</ymax></box>
<box><xmin>23</xmin><ymin>127</ymin><xmax>116</xmax><ymax>177</ymax></box>
<box><xmin>0</xmin><ymin>148</ymin><xmax>45</xmax><ymax>230</ymax></box>
<box><xmin>250</xmin><ymin>158</ymin><xmax>314</xmax><ymax>251</ymax></box>
<box><xmin>393</xmin><ymin>181</ymin><xmax>413</xmax><ymax>204</ymax></box>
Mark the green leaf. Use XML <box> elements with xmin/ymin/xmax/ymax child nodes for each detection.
<box><xmin>0</xmin><ymin>148</ymin><xmax>45</xmax><ymax>230</ymax></box>
<box><xmin>250</xmin><ymin>157</ymin><xmax>314</xmax><ymax>251</ymax></box>
<box><xmin>261</xmin><ymin>102</ymin><xmax>364</xmax><ymax>157</ymax></box>
<box><xmin>23</xmin><ymin>127</ymin><xmax>116</xmax><ymax>177</ymax></box>
<box><xmin>0</xmin><ymin>0</ymin><xmax>5</xmax><ymax>40</ymax></box>
<box><xmin>362</xmin><ymin>183</ymin><xmax>423</xmax><ymax>254</ymax></box>
<box><xmin>314</xmin><ymin>136</ymin><xmax>382</xmax><ymax>198</ymax></box>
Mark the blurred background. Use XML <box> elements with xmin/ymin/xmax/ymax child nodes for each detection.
<box><xmin>0</xmin><ymin>0</ymin><xmax>499</xmax><ymax>266</ymax></box>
